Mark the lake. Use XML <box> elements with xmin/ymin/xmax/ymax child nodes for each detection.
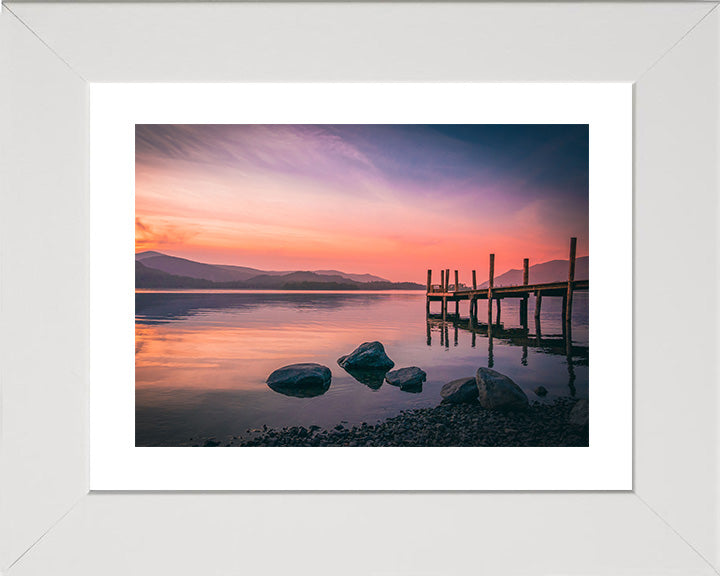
<box><xmin>135</xmin><ymin>290</ymin><xmax>588</xmax><ymax>446</ymax></box>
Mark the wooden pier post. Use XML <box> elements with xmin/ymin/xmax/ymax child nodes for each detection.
<box><xmin>440</xmin><ymin>270</ymin><xmax>446</xmax><ymax>317</ymax></box>
<box><xmin>445</xmin><ymin>268</ymin><xmax>450</xmax><ymax>291</ymax></box>
<box><xmin>487</xmin><ymin>253</ymin><xmax>495</xmax><ymax>327</ymax></box>
<box><xmin>496</xmin><ymin>298</ymin><xmax>501</xmax><ymax>325</ymax></box>
<box><xmin>454</xmin><ymin>270</ymin><xmax>460</xmax><ymax>315</ymax></box>
<box><xmin>566</xmin><ymin>237</ymin><xmax>577</xmax><ymax>336</ymax></box>
<box><xmin>470</xmin><ymin>270</ymin><xmax>477</xmax><ymax>320</ymax></box>
<box><xmin>520</xmin><ymin>258</ymin><xmax>529</xmax><ymax>328</ymax></box>
<box><xmin>426</xmin><ymin>269</ymin><xmax>432</xmax><ymax>315</ymax></box>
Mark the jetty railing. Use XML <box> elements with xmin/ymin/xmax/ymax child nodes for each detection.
<box><xmin>426</xmin><ymin>237</ymin><xmax>588</xmax><ymax>335</ymax></box>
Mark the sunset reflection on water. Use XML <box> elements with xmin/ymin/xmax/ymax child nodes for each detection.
<box><xmin>135</xmin><ymin>290</ymin><xmax>588</xmax><ymax>446</ymax></box>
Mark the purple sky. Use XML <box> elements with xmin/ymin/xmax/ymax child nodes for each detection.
<box><xmin>136</xmin><ymin>124</ymin><xmax>588</xmax><ymax>282</ymax></box>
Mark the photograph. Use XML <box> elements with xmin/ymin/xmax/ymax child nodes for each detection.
<box><xmin>135</xmin><ymin>124</ymin><xmax>589</xmax><ymax>447</ymax></box>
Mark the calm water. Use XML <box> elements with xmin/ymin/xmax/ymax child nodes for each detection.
<box><xmin>136</xmin><ymin>290</ymin><xmax>588</xmax><ymax>446</ymax></box>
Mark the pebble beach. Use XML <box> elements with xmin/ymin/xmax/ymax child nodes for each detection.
<box><xmin>185</xmin><ymin>397</ymin><xmax>588</xmax><ymax>448</ymax></box>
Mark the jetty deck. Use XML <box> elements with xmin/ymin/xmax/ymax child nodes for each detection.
<box><xmin>426</xmin><ymin>237</ymin><xmax>588</xmax><ymax>332</ymax></box>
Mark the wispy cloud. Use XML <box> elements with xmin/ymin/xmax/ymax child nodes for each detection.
<box><xmin>135</xmin><ymin>125</ymin><xmax>588</xmax><ymax>281</ymax></box>
<box><xmin>135</xmin><ymin>217</ymin><xmax>198</xmax><ymax>252</ymax></box>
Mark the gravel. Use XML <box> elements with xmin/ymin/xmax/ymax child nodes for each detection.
<box><xmin>184</xmin><ymin>397</ymin><xmax>589</xmax><ymax>447</ymax></box>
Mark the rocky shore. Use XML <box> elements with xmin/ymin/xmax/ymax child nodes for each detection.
<box><xmin>179</xmin><ymin>342</ymin><xmax>588</xmax><ymax>448</ymax></box>
<box><xmin>187</xmin><ymin>397</ymin><xmax>588</xmax><ymax>447</ymax></box>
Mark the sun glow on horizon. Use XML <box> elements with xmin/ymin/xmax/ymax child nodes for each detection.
<box><xmin>136</xmin><ymin>124</ymin><xmax>589</xmax><ymax>282</ymax></box>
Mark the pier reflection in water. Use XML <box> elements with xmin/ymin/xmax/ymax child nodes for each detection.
<box><xmin>426</xmin><ymin>309</ymin><xmax>586</xmax><ymax>397</ymax></box>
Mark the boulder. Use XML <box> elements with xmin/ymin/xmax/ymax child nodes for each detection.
<box><xmin>568</xmin><ymin>398</ymin><xmax>589</xmax><ymax>427</ymax></box>
<box><xmin>385</xmin><ymin>367</ymin><xmax>426</xmax><ymax>391</ymax></box>
<box><xmin>475</xmin><ymin>368</ymin><xmax>529</xmax><ymax>411</ymax></box>
<box><xmin>337</xmin><ymin>341</ymin><xmax>395</xmax><ymax>371</ymax></box>
<box><xmin>534</xmin><ymin>386</ymin><xmax>548</xmax><ymax>397</ymax></box>
<box><xmin>266</xmin><ymin>363</ymin><xmax>331</xmax><ymax>398</ymax></box>
<box><xmin>441</xmin><ymin>377</ymin><xmax>479</xmax><ymax>404</ymax></box>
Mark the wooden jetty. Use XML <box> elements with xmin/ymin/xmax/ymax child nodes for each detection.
<box><xmin>426</xmin><ymin>237</ymin><xmax>588</xmax><ymax>334</ymax></box>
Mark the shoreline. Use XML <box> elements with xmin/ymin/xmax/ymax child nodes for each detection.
<box><xmin>172</xmin><ymin>397</ymin><xmax>588</xmax><ymax>448</ymax></box>
<box><xmin>135</xmin><ymin>287</ymin><xmax>425</xmax><ymax>296</ymax></box>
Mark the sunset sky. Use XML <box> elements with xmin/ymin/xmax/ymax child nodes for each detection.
<box><xmin>135</xmin><ymin>124</ymin><xmax>588</xmax><ymax>283</ymax></box>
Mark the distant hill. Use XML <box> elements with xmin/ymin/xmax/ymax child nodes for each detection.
<box><xmin>478</xmin><ymin>256</ymin><xmax>589</xmax><ymax>288</ymax></box>
<box><xmin>135</xmin><ymin>252</ymin><xmax>270</xmax><ymax>282</ymax></box>
<box><xmin>135</xmin><ymin>254</ymin><xmax>421</xmax><ymax>290</ymax></box>
<box><xmin>238</xmin><ymin>271</ymin><xmax>354</xmax><ymax>289</ymax></box>
<box><xmin>135</xmin><ymin>251</ymin><xmax>390</xmax><ymax>284</ymax></box>
<box><xmin>135</xmin><ymin>250</ymin><xmax>165</xmax><ymax>261</ymax></box>
<box><xmin>313</xmin><ymin>269</ymin><xmax>388</xmax><ymax>283</ymax></box>
<box><xmin>135</xmin><ymin>260</ymin><xmax>216</xmax><ymax>288</ymax></box>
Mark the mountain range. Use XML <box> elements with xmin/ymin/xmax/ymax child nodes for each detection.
<box><xmin>135</xmin><ymin>252</ymin><xmax>422</xmax><ymax>290</ymax></box>
<box><xmin>136</xmin><ymin>251</ymin><xmax>390</xmax><ymax>283</ymax></box>
<box><xmin>477</xmin><ymin>256</ymin><xmax>589</xmax><ymax>288</ymax></box>
<box><xmin>135</xmin><ymin>251</ymin><xmax>589</xmax><ymax>290</ymax></box>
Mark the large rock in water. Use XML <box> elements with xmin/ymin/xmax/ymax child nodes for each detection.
<box><xmin>475</xmin><ymin>368</ymin><xmax>529</xmax><ymax>411</ymax></box>
<box><xmin>266</xmin><ymin>363</ymin><xmax>331</xmax><ymax>398</ymax></box>
<box><xmin>568</xmin><ymin>398</ymin><xmax>589</xmax><ymax>427</ymax></box>
<box><xmin>440</xmin><ymin>377</ymin><xmax>479</xmax><ymax>404</ymax></box>
<box><xmin>385</xmin><ymin>367</ymin><xmax>426</xmax><ymax>391</ymax></box>
<box><xmin>338</xmin><ymin>341</ymin><xmax>394</xmax><ymax>371</ymax></box>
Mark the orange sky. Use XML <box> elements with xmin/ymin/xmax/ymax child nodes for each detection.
<box><xmin>136</xmin><ymin>125</ymin><xmax>588</xmax><ymax>282</ymax></box>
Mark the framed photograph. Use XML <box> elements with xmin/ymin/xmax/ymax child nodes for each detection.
<box><xmin>90</xmin><ymin>83</ymin><xmax>631</xmax><ymax>491</ymax></box>
<box><xmin>2</xmin><ymin>2</ymin><xmax>718</xmax><ymax>575</ymax></box>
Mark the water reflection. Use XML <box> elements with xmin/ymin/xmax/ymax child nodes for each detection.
<box><xmin>136</xmin><ymin>291</ymin><xmax>403</xmax><ymax>324</ymax></box>
<box><xmin>392</xmin><ymin>381</ymin><xmax>423</xmax><ymax>393</ymax></box>
<box><xmin>136</xmin><ymin>291</ymin><xmax>588</xmax><ymax>446</ymax></box>
<box><xmin>425</xmin><ymin>315</ymin><xmax>588</xmax><ymax>363</ymax></box>
<box><xmin>426</xmin><ymin>313</ymin><xmax>586</xmax><ymax>397</ymax></box>
<box><xmin>268</xmin><ymin>380</ymin><xmax>331</xmax><ymax>398</ymax></box>
<box><xmin>339</xmin><ymin>367</ymin><xmax>389</xmax><ymax>390</ymax></box>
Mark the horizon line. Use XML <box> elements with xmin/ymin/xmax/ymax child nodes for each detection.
<box><xmin>135</xmin><ymin>249</ymin><xmax>589</xmax><ymax>281</ymax></box>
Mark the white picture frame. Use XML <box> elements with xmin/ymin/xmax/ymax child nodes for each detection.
<box><xmin>1</xmin><ymin>2</ymin><xmax>718</xmax><ymax>574</ymax></box>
